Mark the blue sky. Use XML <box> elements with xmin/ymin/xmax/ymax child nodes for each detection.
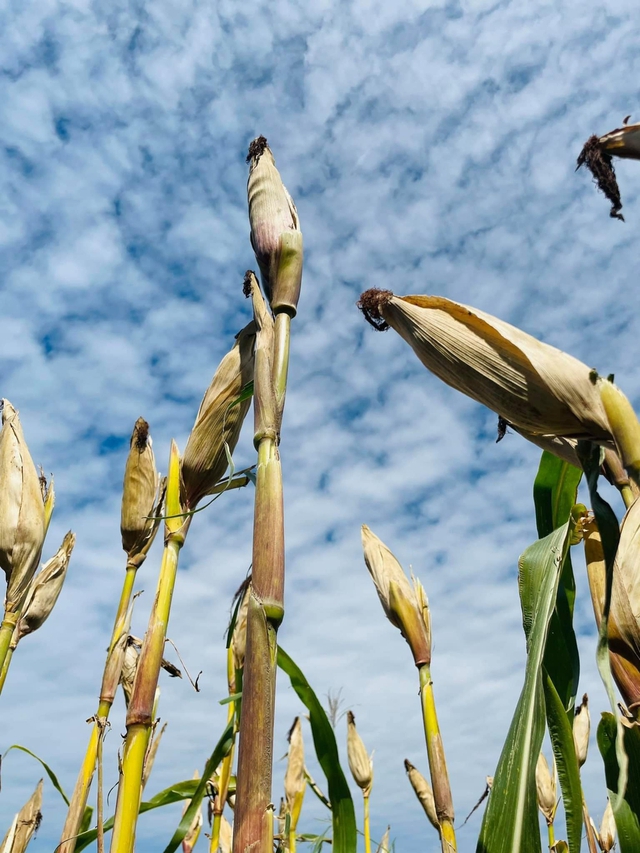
<box><xmin>2</xmin><ymin>0</ymin><xmax>640</xmax><ymax>850</ymax></box>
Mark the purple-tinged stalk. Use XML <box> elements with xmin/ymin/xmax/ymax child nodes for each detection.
<box><xmin>59</xmin><ymin>418</ymin><xmax>162</xmax><ymax>853</ymax></box>
<box><xmin>361</xmin><ymin>526</ymin><xmax>456</xmax><ymax>852</ymax></box>
<box><xmin>233</xmin><ymin>135</ymin><xmax>302</xmax><ymax>853</ymax></box>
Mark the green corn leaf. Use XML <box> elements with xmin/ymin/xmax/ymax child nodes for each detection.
<box><xmin>277</xmin><ymin>646</ymin><xmax>357</xmax><ymax>853</ymax></box>
<box><xmin>533</xmin><ymin>451</ymin><xmax>583</xmax><ymax>852</ymax></box>
<box><xmin>161</xmin><ymin>720</ymin><xmax>234</xmax><ymax>853</ymax></box>
<box><xmin>73</xmin><ymin>724</ymin><xmax>234</xmax><ymax>852</ymax></box>
<box><xmin>597</xmin><ymin>712</ymin><xmax>640</xmax><ymax>850</ymax></box>
<box><xmin>73</xmin><ymin>779</ymin><xmax>205</xmax><ymax>851</ymax></box>
<box><xmin>476</xmin><ymin>521</ymin><xmax>573</xmax><ymax>853</ymax></box>
<box><xmin>542</xmin><ymin>672</ymin><xmax>582</xmax><ymax>853</ymax></box>
<box><xmin>578</xmin><ymin>442</ymin><xmax>628</xmax><ymax>806</ymax></box>
<box><xmin>3</xmin><ymin>743</ymin><xmax>70</xmax><ymax>805</ymax></box>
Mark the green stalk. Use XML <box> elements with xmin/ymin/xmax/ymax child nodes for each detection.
<box><xmin>234</xmin><ymin>277</ymin><xmax>289</xmax><ymax>853</ymax></box>
<box><xmin>363</xmin><ymin>794</ymin><xmax>371</xmax><ymax>853</ymax></box>
<box><xmin>58</xmin><ymin>564</ymin><xmax>139</xmax><ymax>853</ymax></box>
<box><xmin>109</xmin><ymin>441</ymin><xmax>186</xmax><ymax>853</ymax></box>
<box><xmin>419</xmin><ymin>665</ymin><xmax>457</xmax><ymax>853</ymax></box>
<box><xmin>0</xmin><ymin>612</ymin><xmax>18</xmax><ymax>681</ymax></box>
<box><xmin>547</xmin><ymin>820</ymin><xmax>555</xmax><ymax>851</ymax></box>
<box><xmin>0</xmin><ymin>645</ymin><xmax>12</xmax><ymax>692</ymax></box>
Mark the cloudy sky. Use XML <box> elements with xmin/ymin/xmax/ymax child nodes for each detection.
<box><xmin>2</xmin><ymin>0</ymin><xmax>640</xmax><ymax>850</ymax></box>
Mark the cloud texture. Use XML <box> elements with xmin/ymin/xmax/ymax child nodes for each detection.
<box><xmin>1</xmin><ymin>0</ymin><xmax>640</xmax><ymax>850</ymax></box>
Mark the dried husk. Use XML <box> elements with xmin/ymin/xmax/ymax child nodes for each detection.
<box><xmin>247</xmin><ymin>136</ymin><xmax>303</xmax><ymax>315</ymax></box>
<box><xmin>361</xmin><ymin>525</ymin><xmax>431</xmax><ymax>666</ymax></box>
<box><xmin>573</xmin><ymin>694</ymin><xmax>590</xmax><ymax>767</ymax></box>
<box><xmin>16</xmin><ymin>531</ymin><xmax>75</xmax><ymax>642</ymax></box>
<box><xmin>598</xmin><ymin>799</ymin><xmax>616</xmax><ymax>852</ymax></box>
<box><xmin>142</xmin><ymin>721</ymin><xmax>167</xmax><ymax>791</ymax></box>
<box><xmin>608</xmin><ymin>497</ymin><xmax>640</xmax><ymax>671</ymax></box>
<box><xmin>120</xmin><ymin>638</ymin><xmax>139</xmax><ymax>706</ymax></box>
<box><xmin>346</xmin><ymin>711</ymin><xmax>373</xmax><ymax>796</ymax></box>
<box><xmin>404</xmin><ymin>759</ymin><xmax>439</xmax><ymax>831</ymax></box>
<box><xmin>357</xmin><ymin>291</ymin><xmax>613</xmax><ymax>449</ymax></box>
<box><xmin>583</xmin><ymin>518</ymin><xmax>640</xmax><ymax>712</ymax></box>
<box><xmin>219</xmin><ymin>813</ymin><xmax>233</xmax><ymax>853</ymax></box>
<box><xmin>284</xmin><ymin>717</ymin><xmax>306</xmax><ymax>827</ymax></box>
<box><xmin>121</xmin><ymin>418</ymin><xmax>163</xmax><ymax>565</ymax></box>
<box><xmin>230</xmin><ymin>584</ymin><xmax>249</xmax><ymax>673</ymax></box>
<box><xmin>376</xmin><ymin>826</ymin><xmax>391</xmax><ymax>853</ymax></box>
<box><xmin>181</xmin><ymin>771</ymin><xmax>203</xmax><ymax>853</ymax></box>
<box><xmin>0</xmin><ymin>401</ymin><xmax>46</xmax><ymax>612</ymax></box>
<box><xmin>181</xmin><ymin>323</ymin><xmax>255</xmax><ymax>510</ymax></box>
<box><xmin>535</xmin><ymin>753</ymin><xmax>556</xmax><ymax>823</ymax></box>
<box><xmin>0</xmin><ymin>778</ymin><xmax>43</xmax><ymax>853</ymax></box>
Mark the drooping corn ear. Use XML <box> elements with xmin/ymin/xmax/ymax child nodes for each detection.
<box><xmin>247</xmin><ymin>136</ymin><xmax>303</xmax><ymax>316</ymax></box>
<box><xmin>0</xmin><ymin>778</ymin><xmax>43</xmax><ymax>853</ymax></box>
<box><xmin>0</xmin><ymin>401</ymin><xmax>46</xmax><ymax>613</ymax></box>
<box><xmin>16</xmin><ymin>531</ymin><xmax>75</xmax><ymax>642</ymax></box>
<box><xmin>357</xmin><ymin>291</ymin><xmax>613</xmax><ymax>451</ymax></box>
<box><xmin>535</xmin><ymin>753</ymin><xmax>557</xmax><ymax>824</ymax></box>
<box><xmin>609</xmin><ymin>496</ymin><xmax>640</xmax><ymax>670</ymax></box>
<box><xmin>361</xmin><ymin>525</ymin><xmax>430</xmax><ymax>666</ymax></box>
<box><xmin>284</xmin><ymin>717</ymin><xmax>306</xmax><ymax>830</ymax></box>
<box><xmin>121</xmin><ymin>418</ymin><xmax>163</xmax><ymax>566</ymax></box>
<box><xmin>181</xmin><ymin>323</ymin><xmax>255</xmax><ymax>510</ymax></box>
<box><xmin>573</xmin><ymin>694</ymin><xmax>590</xmax><ymax>767</ymax></box>
<box><xmin>404</xmin><ymin>759</ymin><xmax>439</xmax><ymax>832</ymax></box>
<box><xmin>346</xmin><ymin>711</ymin><xmax>373</xmax><ymax>796</ymax></box>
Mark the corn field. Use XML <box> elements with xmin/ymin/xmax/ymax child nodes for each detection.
<box><xmin>3</xmin><ymin>38</ymin><xmax>640</xmax><ymax>853</ymax></box>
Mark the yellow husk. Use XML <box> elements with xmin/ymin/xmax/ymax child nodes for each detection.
<box><xmin>598</xmin><ymin>122</ymin><xmax>640</xmax><ymax>159</ymax></box>
<box><xmin>181</xmin><ymin>324</ymin><xmax>255</xmax><ymax>510</ymax></box>
<box><xmin>373</xmin><ymin>293</ymin><xmax>613</xmax><ymax>443</ymax></box>
<box><xmin>0</xmin><ymin>401</ymin><xmax>46</xmax><ymax>611</ymax></box>
<box><xmin>361</xmin><ymin>525</ymin><xmax>430</xmax><ymax>666</ymax></box>
<box><xmin>346</xmin><ymin>711</ymin><xmax>373</xmax><ymax>795</ymax></box>
<box><xmin>598</xmin><ymin>800</ymin><xmax>616</xmax><ymax>851</ymax></box>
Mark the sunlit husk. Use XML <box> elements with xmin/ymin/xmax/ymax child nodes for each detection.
<box><xmin>120</xmin><ymin>639</ymin><xmax>139</xmax><ymax>706</ymax></box>
<box><xmin>573</xmin><ymin>694</ymin><xmax>590</xmax><ymax>767</ymax></box>
<box><xmin>181</xmin><ymin>324</ymin><xmax>255</xmax><ymax>510</ymax></box>
<box><xmin>0</xmin><ymin>401</ymin><xmax>46</xmax><ymax>611</ymax></box>
<box><xmin>599</xmin><ymin>379</ymin><xmax>640</xmax><ymax>478</ymax></box>
<box><xmin>535</xmin><ymin>753</ymin><xmax>556</xmax><ymax>822</ymax></box>
<box><xmin>284</xmin><ymin>717</ymin><xmax>306</xmax><ymax>828</ymax></box>
<box><xmin>598</xmin><ymin>122</ymin><xmax>640</xmax><ymax>160</ymax></box>
<box><xmin>16</xmin><ymin>531</ymin><xmax>75</xmax><ymax>641</ymax></box>
<box><xmin>121</xmin><ymin>418</ymin><xmax>162</xmax><ymax>565</ymax></box>
<box><xmin>346</xmin><ymin>711</ymin><xmax>373</xmax><ymax>795</ymax></box>
<box><xmin>404</xmin><ymin>759</ymin><xmax>439</xmax><ymax>831</ymax></box>
<box><xmin>247</xmin><ymin>137</ymin><xmax>303</xmax><ymax>314</ymax></box>
<box><xmin>359</xmin><ymin>292</ymin><xmax>613</xmax><ymax>445</ymax></box>
<box><xmin>0</xmin><ymin>778</ymin><xmax>43</xmax><ymax>853</ymax></box>
<box><xmin>361</xmin><ymin>525</ymin><xmax>430</xmax><ymax>666</ymax></box>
